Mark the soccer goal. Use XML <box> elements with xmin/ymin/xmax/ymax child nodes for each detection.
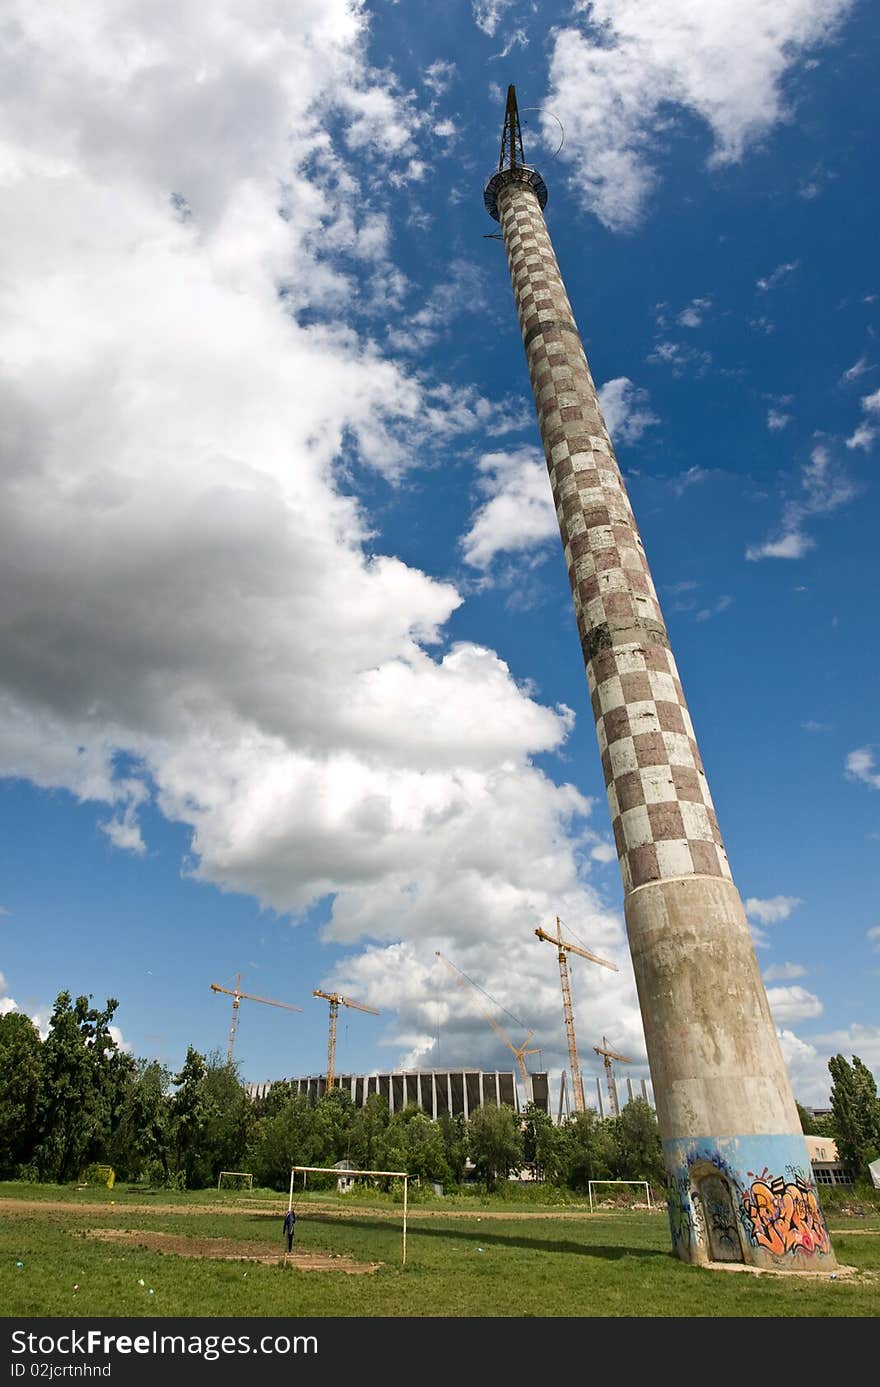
<box><xmin>289</xmin><ymin>1165</ymin><xmax>409</xmax><ymax>1264</ymax></box>
<box><xmin>588</xmin><ymin>1179</ymin><xmax>652</xmax><ymax>1213</ymax></box>
<box><xmin>217</xmin><ymin>1171</ymin><xmax>254</xmax><ymax>1191</ymax></box>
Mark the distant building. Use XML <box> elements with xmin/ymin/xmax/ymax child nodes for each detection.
<box><xmin>246</xmin><ymin>1068</ymin><xmax>549</xmax><ymax>1117</ymax></box>
<box><xmin>333</xmin><ymin>1160</ymin><xmax>356</xmax><ymax>1193</ymax></box>
<box><xmin>804</xmin><ymin>1135</ymin><xmax>853</xmax><ymax>1188</ymax></box>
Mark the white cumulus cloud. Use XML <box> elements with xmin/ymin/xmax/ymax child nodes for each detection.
<box><xmin>809</xmin><ymin>1025</ymin><xmax>880</xmax><ymax>1085</ymax></box>
<box><xmin>775</xmin><ymin>1028</ymin><xmax>831</xmax><ymax>1106</ymax></box>
<box><xmin>0</xmin><ymin>0</ymin><xmax>644</xmax><ymax>1064</ymax></box>
<box><xmin>597</xmin><ymin>378</ymin><xmax>659</xmax><ymax>444</ymax></box>
<box><xmin>846</xmin><ymin>747</ymin><xmax>880</xmax><ymax>789</ymax></box>
<box><xmin>544</xmin><ymin>2</ymin><xmax>852</xmax><ymax>229</ymax></box>
<box><xmin>763</xmin><ymin>962</ymin><xmax>807</xmax><ymax>982</ymax></box>
<box><xmin>746</xmin><ymin>894</ymin><xmax>802</xmax><ymax>947</ymax></box>
<box><xmin>460</xmin><ymin>448</ymin><xmax>558</xmax><ymax>570</ymax></box>
<box><xmin>746</xmin><ymin>895</ymin><xmax>803</xmax><ymax>924</ymax></box>
<box><xmin>766</xmin><ymin>985</ymin><xmax>823</xmax><ymax>1023</ymax></box>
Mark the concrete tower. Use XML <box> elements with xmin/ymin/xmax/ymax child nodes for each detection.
<box><xmin>484</xmin><ymin>87</ymin><xmax>836</xmax><ymax>1271</ymax></box>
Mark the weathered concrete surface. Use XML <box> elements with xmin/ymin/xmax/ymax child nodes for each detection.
<box><xmin>626</xmin><ymin>876</ymin><xmax>798</xmax><ymax>1138</ymax></box>
<box><xmin>488</xmin><ymin>165</ymin><xmax>838</xmax><ymax>1272</ymax></box>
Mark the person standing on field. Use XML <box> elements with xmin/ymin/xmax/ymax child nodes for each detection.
<box><xmin>283</xmin><ymin>1206</ymin><xmax>296</xmax><ymax>1253</ymax></box>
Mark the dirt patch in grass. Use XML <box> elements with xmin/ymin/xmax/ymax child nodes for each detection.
<box><xmin>84</xmin><ymin>1227</ymin><xmax>381</xmax><ymax>1274</ymax></box>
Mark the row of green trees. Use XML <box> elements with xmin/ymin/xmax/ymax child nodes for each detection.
<box><xmin>248</xmin><ymin>1081</ymin><xmax>666</xmax><ymax>1192</ymax></box>
<box><xmin>0</xmin><ymin>991</ymin><xmax>663</xmax><ymax>1191</ymax></box>
<box><xmin>1</xmin><ymin>992</ymin><xmax>878</xmax><ymax>1193</ymax></box>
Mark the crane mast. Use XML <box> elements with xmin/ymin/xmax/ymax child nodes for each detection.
<box><xmin>594</xmin><ymin>1036</ymin><xmax>633</xmax><ymax>1119</ymax></box>
<box><xmin>556</xmin><ymin>928</ymin><xmax>585</xmax><ymax>1115</ymax></box>
<box><xmin>326</xmin><ymin>994</ymin><xmax>339</xmax><ymax>1090</ymax></box>
<box><xmin>534</xmin><ymin>917</ymin><xmax>617</xmax><ymax>1115</ymax></box>
<box><xmin>227</xmin><ymin>972</ymin><xmax>241</xmax><ymax>1064</ymax></box>
<box><xmin>313</xmin><ymin>989</ymin><xmax>380</xmax><ymax>1091</ymax></box>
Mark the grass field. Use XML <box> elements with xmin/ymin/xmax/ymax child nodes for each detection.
<box><xmin>2</xmin><ymin>1182</ymin><xmax>878</xmax><ymax>1318</ymax></box>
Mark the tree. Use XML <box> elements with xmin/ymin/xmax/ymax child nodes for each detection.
<box><xmin>521</xmin><ymin>1102</ymin><xmax>562</xmax><ymax>1182</ymax></box>
<box><xmin>556</xmin><ymin>1108</ymin><xmax>614</xmax><ymax>1191</ymax></box>
<box><xmin>438</xmin><ymin>1113</ymin><xmax>469</xmax><ymax>1186</ymax></box>
<box><xmin>0</xmin><ymin>1012</ymin><xmax>44</xmax><ymax>1177</ymax></box>
<box><xmin>31</xmin><ymin>992</ymin><xmax>127</xmax><ymax>1182</ymax></box>
<box><xmin>796</xmin><ymin>1100</ymin><xmax>815</xmax><ymax>1133</ymax></box>
<box><xmin>170</xmin><ymin>1045</ymin><xmax>212</xmax><ymax>1187</ymax></box>
<box><xmin>249</xmin><ymin>1092</ymin><xmax>332</xmax><ymax>1189</ymax></box>
<box><xmin>198</xmin><ymin>1053</ymin><xmax>253</xmax><ymax>1185</ymax></box>
<box><xmin>375</xmin><ymin>1107</ymin><xmax>449</xmax><ymax>1185</ymax></box>
<box><xmin>828</xmin><ymin>1054</ymin><xmax>880</xmax><ymax>1181</ymax></box>
<box><xmin>167</xmin><ymin>1047</ymin><xmax>254</xmax><ymax>1189</ymax></box>
<box><xmin>313</xmin><ymin>1087</ymin><xmax>355</xmax><ymax>1165</ymax></box>
<box><xmin>467</xmin><ymin>1103</ymin><xmax>523</xmax><ymax>1191</ymax></box>
<box><xmin>796</xmin><ymin>1100</ymin><xmax>835</xmax><ymax>1138</ymax></box>
<box><xmin>110</xmin><ymin>1060</ymin><xmax>172</xmax><ymax>1183</ymax></box>
<box><xmin>611</xmin><ymin>1098</ymin><xmax>665</xmax><ymax>1186</ymax></box>
<box><xmin>401</xmin><ymin>1110</ymin><xmax>449</xmax><ymax>1184</ymax></box>
<box><xmin>251</xmin><ymin>1081</ymin><xmax>295</xmax><ymax>1120</ymax></box>
<box><xmin>348</xmin><ymin>1091</ymin><xmax>390</xmax><ymax>1172</ymax></box>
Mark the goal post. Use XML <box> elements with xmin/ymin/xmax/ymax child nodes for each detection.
<box><xmin>289</xmin><ymin>1165</ymin><xmax>409</xmax><ymax>1265</ymax></box>
<box><xmin>217</xmin><ymin>1171</ymin><xmax>254</xmax><ymax>1191</ymax></box>
<box><xmin>588</xmin><ymin>1179</ymin><xmax>652</xmax><ymax>1213</ymax></box>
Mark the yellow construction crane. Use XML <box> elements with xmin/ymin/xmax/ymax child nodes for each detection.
<box><xmin>313</xmin><ymin>989</ymin><xmax>380</xmax><ymax>1091</ymax></box>
<box><xmin>593</xmin><ymin>1036</ymin><xmax>632</xmax><ymax>1119</ymax></box>
<box><xmin>435</xmin><ymin>951</ymin><xmax>541</xmax><ymax>1084</ymax></box>
<box><xmin>210</xmin><ymin>974</ymin><xmax>303</xmax><ymax>1064</ymax></box>
<box><xmin>534</xmin><ymin>917</ymin><xmax>617</xmax><ymax>1115</ymax></box>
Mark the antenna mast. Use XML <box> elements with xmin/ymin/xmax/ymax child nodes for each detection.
<box><xmin>499</xmin><ymin>84</ymin><xmax>525</xmax><ymax>172</ymax></box>
<box><xmin>483</xmin><ymin>84</ymin><xmax>547</xmax><ymax>222</ymax></box>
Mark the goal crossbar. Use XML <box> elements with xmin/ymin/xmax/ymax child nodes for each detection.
<box><xmin>588</xmin><ymin>1179</ymin><xmax>652</xmax><ymax>1213</ymax></box>
<box><xmin>289</xmin><ymin>1165</ymin><xmax>410</xmax><ymax>1265</ymax></box>
<box><xmin>217</xmin><ymin>1170</ymin><xmax>254</xmax><ymax>1190</ymax></box>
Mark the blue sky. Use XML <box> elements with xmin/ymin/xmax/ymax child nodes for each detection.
<box><xmin>0</xmin><ymin>0</ymin><xmax>877</xmax><ymax>1109</ymax></box>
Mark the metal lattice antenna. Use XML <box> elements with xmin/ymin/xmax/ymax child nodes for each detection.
<box><xmin>483</xmin><ymin>86</ymin><xmax>547</xmax><ymax>223</ymax></box>
<box><xmin>499</xmin><ymin>85</ymin><xmax>525</xmax><ymax>172</ymax></box>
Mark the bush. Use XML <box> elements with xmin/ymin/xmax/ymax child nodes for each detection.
<box><xmin>817</xmin><ymin>1180</ymin><xmax>880</xmax><ymax>1217</ymax></box>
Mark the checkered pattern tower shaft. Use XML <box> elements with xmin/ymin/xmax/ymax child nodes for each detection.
<box><xmin>484</xmin><ymin>89</ymin><xmax>836</xmax><ymax>1272</ymax></box>
<box><xmin>497</xmin><ymin>184</ymin><xmax>732</xmax><ymax>894</ymax></box>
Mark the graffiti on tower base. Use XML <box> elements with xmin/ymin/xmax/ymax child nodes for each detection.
<box><xmin>740</xmin><ymin>1172</ymin><xmax>830</xmax><ymax>1257</ymax></box>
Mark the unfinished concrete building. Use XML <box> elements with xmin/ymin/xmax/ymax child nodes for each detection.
<box><xmin>249</xmin><ymin>1068</ymin><xmax>550</xmax><ymax>1118</ymax></box>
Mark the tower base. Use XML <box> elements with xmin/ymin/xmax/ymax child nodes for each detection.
<box><xmin>665</xmin><ymin>1133</ymin><xmax>838</xmax><ymax>1271</ymax></box>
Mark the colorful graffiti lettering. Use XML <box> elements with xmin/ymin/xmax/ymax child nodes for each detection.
<box><xmin>740</xmin><ymin>1173</ymin><xmax>830</xmax><ymax>1257</ymax></box>
<box><xmin>667</xmin><ymin>1175</ymin><xmax>693</xmax><ymax>1248</ymax></box>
